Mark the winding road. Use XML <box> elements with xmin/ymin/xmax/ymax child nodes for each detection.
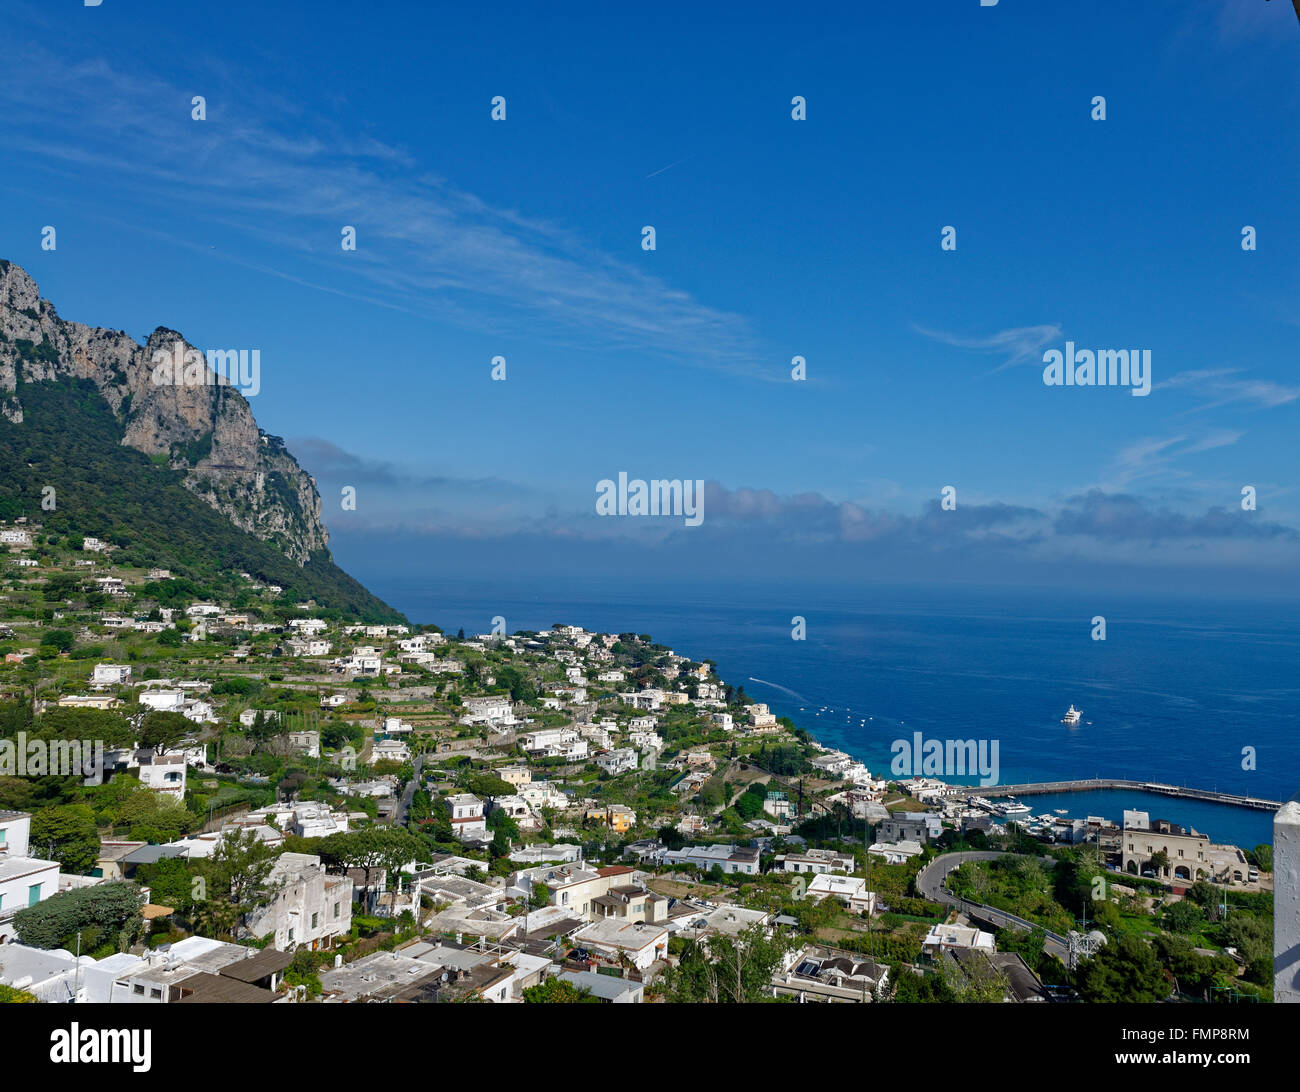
<box><xmin>915</xmin><ymin>851</ymin><xmax>1070</xmax><ymax>961</ymax></box>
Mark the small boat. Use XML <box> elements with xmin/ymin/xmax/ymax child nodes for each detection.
<box><xmin>1062</xmin><ymin>704</ymin><xmax>1082</xmax><ymax>725</ymax></box>
<box><xmin>1053</xmin><ymin>808</ymin><xmax>1067</xmax><ymax>815</ymax></box>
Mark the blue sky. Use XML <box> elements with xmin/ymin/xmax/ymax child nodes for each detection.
<box><xmin>2</xmin><ymin>0</ymin><xmax>1298</xmax><ymax>596</ymax></box>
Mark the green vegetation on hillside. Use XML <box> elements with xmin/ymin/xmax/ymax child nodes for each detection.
<box><xmin>0</xmin><ymin>378</ymin><xmax>401</xmax><ymax>621</ymax></box>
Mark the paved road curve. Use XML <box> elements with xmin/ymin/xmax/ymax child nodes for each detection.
<box><xmin>915</xmin><ymin>851</ymin><xmax>1070</xmax><ymax>962</ymax></box>
<box><xmin>393</xmin><ymin>751</ymin><xmax>426</xmax><ymax>827</ymax></box>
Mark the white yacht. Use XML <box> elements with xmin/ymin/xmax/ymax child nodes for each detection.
<box><xmin>999</xmin><ymin>800</ymin><xmax>1032</xmax><ymax>815</ymax></box>
<box><xmin>1062</xmin><ymin>704</ymin><xmax>1082</xmax><ymax>725</ymax></box>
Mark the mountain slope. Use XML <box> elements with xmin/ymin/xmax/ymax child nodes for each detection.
<box><xmin>0</xmin><ymin>262</ymin><xmax>402</xmax><ymax>622</ymax></box>
<box><xmin>0</xmin><ymin>260</ymin><xmax>327</xmax><ymax>563</ymax></box>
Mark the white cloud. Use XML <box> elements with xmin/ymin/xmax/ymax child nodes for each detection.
<box><xmin>912</xmin><ymin>323</ymin><xmax>1063</xmax><ymax>371</ymax></box>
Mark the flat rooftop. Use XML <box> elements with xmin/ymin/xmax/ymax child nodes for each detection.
<box><xmin>0</xmin><ymin>856</ymin><xmax>59</xmax><ymax>882</ymax></box>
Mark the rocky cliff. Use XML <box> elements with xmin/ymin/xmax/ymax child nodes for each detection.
<box><xmin>0</xmin><ymin>260</ymin><xmax>328</xmax><ymax>564</ymax></box>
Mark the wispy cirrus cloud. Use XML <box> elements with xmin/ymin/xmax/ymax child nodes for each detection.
<box><xmin>913</xmin><ymin>323</ymin><xmax>1063</xmax><ymax>372</ymax></box>
<box><xmin>0</xmin><ymin>47</ymin><xmax>767</xmax><ymax>377</ymax></box>
<box><xmin>1103</xmin><ymin>430</ymin><xmax>1244</xmax><ymax>489</ymax></box>
<box><xmin>1157</xmin><ymin>368</ymin><xmax>1300</xmax><ymax>411</ymax></box>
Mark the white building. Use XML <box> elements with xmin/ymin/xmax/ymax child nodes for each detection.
<box><xmin>0</xmin><ymin>812</ymin><xmax>60</xmax><ymax>942</ymax></box>
<box><xmin>619</xmin><ymin>690</ymin><xmax>664</xmax><ymax>712</ymax></box>
<box><xmin>244</xmin><ymin>853</ymin><xmax>352</xmax><ymax>951</ymax></box>
<box><xmin>137</xmin><ymin>751</ymin><xmax>187</xmax><ymax>799</ymax></box>
<box><xmin>805</xmin><ymin>874</ymin><xmax>876</xmax><ymax>915</ymax></box>
<box><xmin>595</xmin><ymin>748</ymin><xmax>638</xmax><ymax>776</ymax></box>
<box><xmin>138</xmin><ymin>688</ymin><xmax>215</xmax><ymax>724</ymax></box>
<box><xmin>92</xmin><ymin>663</ymin><xmax>132</xmax><ymax>686</ymax></box>
<box><xmin>573</xmin><ymin>919</ymin><xmax>668</xmax><ymax>970</ymax></box>
<box><xmin>809</xmin><ymin>750</ymin><xmax>854</xmax><ymax>776</ymax></box>
<box><xmin>867</xmin><ymin>840</ymin><xmax>923</xmax><ymax>864</ymax></box>
<box><xmin>464</xmin><ymin>695</ymin><xmax>514</xmax><ymax>720</ymax></box>
<box><xmin>446</xmin><ymin>794</ymin><xmax>488</xmax><ymax>842</ymax></box>
<box><xmin>369</xmin><ymin>739</ymin><xmax>410</xmax><ymax>765</ymax></box>
<box><xmin>776</xmin><ymin>848</ymin><xmax>855</xmax><ymax>874</ymax></box>
<box><xmin>922</xmin><ymin>924</ymin><xmax>996</xmax><ymax>956</ymax></box>
<box><xmin>662</xmin><ymin>844</ymin><xmax>761</xmax><ymax>875</ymax></box>
<box><xmin>521</xmin><ymin>728</ymin><xmax>588</xmax><ymax>760</ymax></box>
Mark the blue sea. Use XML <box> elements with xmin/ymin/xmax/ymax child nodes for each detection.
<box><xmin>355</xmin><ymin>574</ymin><xmax>1299</xmax><ymax>849</ymax></box>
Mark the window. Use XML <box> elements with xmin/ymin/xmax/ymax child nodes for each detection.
<box><xmin>28</xmin><ymin>882</ymin><xmax>42</xmax><ymax>907</ymax></box>
<box><xmin>151</xmin><ymin>988</ymin><xmax>162</xmax><ymax>999</ymax></box>
<box><xmin>311</xmin><ymin>912</ymin><xmax>319</xmax><ymax>929</ymax></box>
<box><xmin>133</xmin><ymin>984</ymin><xmax>145</xmax><ymax>995</ymax></box>
<box><xmin>333</xmin><ymin>901</ymin><xmax>340</xmax><ymax>919</ymax></box>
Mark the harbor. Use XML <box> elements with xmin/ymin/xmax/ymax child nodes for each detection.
<box><xmin>975</xmin><ymin>778</ymin><xmax>1281</xmax><ymax>812</ymax></box>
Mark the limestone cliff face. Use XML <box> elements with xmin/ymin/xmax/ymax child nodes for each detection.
<box><xmin>0</xmin><ymin>260</ymin><xmax>328</xmax><ymax>564</ymax></box>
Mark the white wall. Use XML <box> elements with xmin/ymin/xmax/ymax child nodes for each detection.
<box><xmin>1276</xmin><ymin>791</ymin><xmax>1300</xmax><ymax>1003</ymax></box>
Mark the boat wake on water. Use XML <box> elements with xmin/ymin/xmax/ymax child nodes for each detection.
<box><xmin>748</xmin><ymin>677</ymin><xmax>808</xmax><ymax>702</ymax></box>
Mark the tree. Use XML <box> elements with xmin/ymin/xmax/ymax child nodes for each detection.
<box><xmin>1148</xmin><ymin>849</ymin><xmax>1170</xmax><ymax>875</ymax></box>
<box><xmin>139</xmin><ymin>710</ymin><xmax>192</xmax><ymax>755</ymax></box>
<box><xmin>890</xmin><ymin>966</ymin><xmax>954</xmax><ymax>1003</ymax></box>
<box><xmin>31</xmin><ymin>803</ymin><xmax>100</xmax><ymax>874</ymax></box>
<box><xmin>491</xmin><ymin>827</ymin><xmax>510</xmax><ymax>859</ymax></box>
<box><xmin>33</xmin><ymin>706</ymin><xmax>134</xmax><ymax>749</ymax></box>
<box><xmin>1163</xmin><ymin>899</ymin><xmax>1204</xmax><ymax>934</ymax></box>
<box><xmin>528</xmin><ymin>882</ymin><xmax>551</xmax><ymax>912</ymax></box>
<box><xmin>134</xmin><ymin>856</ymin><xmax>197</xmax><ymax>917</ymax></box>
<box><xmin>38</xmin><ymin>629</ymin><xmax>75</xmax><ymax>654</ymax></box>
<box><xmin>119</xmin><ymin>789</ymin><xmax>196</xmax><ymax>842</ymax></box>
<box><xmin>944</xmin><ymin>954</ymin><xmax>1009</xmax><ymax>1002</ymax></box>
<box><xmin>0</xmin><ymin>984</ymin><xmax>38</xmax><ymax>1003</ymax></box>
<box><xmin>284</xmin><ymin>948</ymin><xmax>324</xmax><ymax>997</ymax></box>
<box><xmin>1075</xmin><ymin>935</ymin><xmax>1169</xmax><ymax>1003</ymax></box>
<box><xmin>665</xmin><ymin>924</ymin><xmax>789</xmax><ymax>1003</ymax></box>
<box><xmin>523</xmin><ymin>977</ymin><xmax>601</xmax><ymax>1003</ymax></box>
<box><xmin>997</xmin><ymin>925</ymin><xmax>1048</xmax><ymax>973</ymax></box>
<box><xmin>1092</xmin><ymin>899</ymin><xmax>1121</xmax><ymax>930</ymax></box>
<box><xmin>1153</xmin><ymin>934</ymin><xmax>1233</xmax><ymax>999</ymax></box>
<box><xmin>319</xmin><ymin>827</ymin><xmax>423</xmax><ymax>900</ymax></box>
<box><xmin>657</xmin><ymin>824</ymin><xmax>686</xmax><ymax>851</ymax></box>
<box><xmin>191</xmin><ymin>829</ymin><xmax>280</xmax><ymax>940</ymax></box>
<box><xmin>14</xmin><ymin>881</ymin><xmax>145</xmax><ymax>952</ymax></box>
<box><xmin>1220</xmin><ymin>912</ymin><xmax>1270</xmax><ymax>967</ymax></box>
<box><xmin>1249</xmin><ymin>844</ymin><xmax>1273</xmax><ymax>872</ymax></box>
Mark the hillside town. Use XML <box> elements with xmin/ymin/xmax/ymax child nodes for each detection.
<box><xmin>0</xmin><ymin>524</ymin><xmax>1278</xmax><ymax>1004</ymax></box>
